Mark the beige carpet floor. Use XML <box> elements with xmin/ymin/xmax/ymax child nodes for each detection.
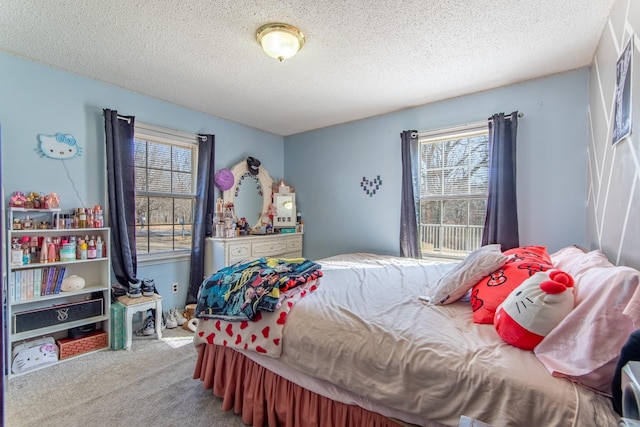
<box><xmin>6</xmin><ymin>327</ymin><xmax>247</xmax><ymax>427</ymax></box>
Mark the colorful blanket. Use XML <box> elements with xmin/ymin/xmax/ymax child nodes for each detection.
<box><xmin>195</xmin><ymin>257</ymin><xmax>322</xmax><ymax>321</ymax></box>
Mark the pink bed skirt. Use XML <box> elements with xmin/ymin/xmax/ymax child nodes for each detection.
<box><xmin>193</xmin><ymin>343</ymin><xmax>401</xmax><ymax>427</ymax></box>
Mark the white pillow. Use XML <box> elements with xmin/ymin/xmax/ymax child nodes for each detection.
<box><xmin>429</xmin><ymin>244</ymin><xmax>508</xmax><ymax>305</ymax></box>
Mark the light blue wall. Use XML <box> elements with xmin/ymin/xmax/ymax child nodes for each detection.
<box><xmin>0</xmin><ymin>53</ymin><xmax>284</xmax><ymax>309</ymax></box>
<box><xmin>285</xmin><ymin>69</ymin><xmax>590</xmax><ymax>260</ymax></box>
<box><xmin>0</xmin><ymin>52</ymin><xmax>592</xmax><ymax>304</ymax></box>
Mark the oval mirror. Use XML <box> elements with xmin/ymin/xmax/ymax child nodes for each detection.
<box><xmin>234</xmin><ymin>174</ymin><xmax>263</xmax><ymax>225</ymax></box>
<box><xmin>222</xmin><ymin>159</ymin><xmax>273</xmax><ymax>228</ymax></box>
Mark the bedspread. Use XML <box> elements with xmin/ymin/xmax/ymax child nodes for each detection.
<box><xmin>276</xmin><ymin>253</ymin><xmax>618</xmax><ymax>427</ymax></box>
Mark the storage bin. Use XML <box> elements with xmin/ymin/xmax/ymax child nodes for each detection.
<box><xmin>57</xmin><ymin>329</ymin><xmax>108</xmax><ymax>359</ymax></box>
<box><xmin>14</xmin><ymin>298</ymin><xmax>103</xmax><ymax>333</ymax></box>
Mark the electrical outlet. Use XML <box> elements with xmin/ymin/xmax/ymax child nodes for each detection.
<box><xmin>172</xmin><ymin>283</ymin><xmax>179</xmax><ymax>294</ymax></box>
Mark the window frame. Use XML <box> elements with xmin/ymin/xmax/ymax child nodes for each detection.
<box><xmin>417</xmin><ymin>121</ymin><xmax>489</xmax><ymax>259</ymax></box>
<box><xmin>133</xmin><ymin>122</ymin><xmax>199</xmax><ymax>264</ymax></box>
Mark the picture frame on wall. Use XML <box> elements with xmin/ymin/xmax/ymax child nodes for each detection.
<box><xmin>612</xmin><ymin>35</ymin><xmax>633</xmax><ymax>145</ymax></box>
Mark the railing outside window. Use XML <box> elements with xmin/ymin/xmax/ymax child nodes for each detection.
<box><xmin>418</xmin><ymin>122</ymin><xmax>489</xmax><ymax>259</ymax></box>
<box><xmin>420</xmin><ymin>223</ymin><xmax>483</xmax><ymax>258</ymax></box>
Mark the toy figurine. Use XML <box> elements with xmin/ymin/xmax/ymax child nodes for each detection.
<box><xmin>267</xmin><ymin>203</ymin><xmax>277</xmax><ymax>223</ymax></box>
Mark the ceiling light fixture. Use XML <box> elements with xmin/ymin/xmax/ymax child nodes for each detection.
<box><xmin>256</xmin><ymin>23</ymin><xmax>305</xmax><ymax>62</ymax></box>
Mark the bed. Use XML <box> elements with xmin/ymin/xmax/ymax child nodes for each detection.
<box><xmin>192</xmin><ymin>246</ymin><xmax>633</xmax><ymax>426</ymax></box>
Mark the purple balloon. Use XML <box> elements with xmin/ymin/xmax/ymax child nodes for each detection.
<box><xmin>214</xmin><ymin>169</ymin><xmax>234</xmax><ymax>190</ymax></box>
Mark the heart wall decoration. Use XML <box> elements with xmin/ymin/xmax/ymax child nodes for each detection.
<box><xmin>361</xmin><ymin>175</ymin><xmax>382</xmax><ymax>197</ymax></box>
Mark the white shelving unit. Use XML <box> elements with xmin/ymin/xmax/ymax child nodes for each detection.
<box><xmin>5</xmin><ymin>208</ymin><xmax>111</xmax><ymax>377</ymax></box>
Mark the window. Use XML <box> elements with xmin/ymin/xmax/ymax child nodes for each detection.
<box><xmin>133</xmin><ymin>123</ymin><xmax>198</xmax><ymax>257</ymax></box>
<box><xmin>418</xmin><ymin>123</ymin><xmax>489</xmax><ymax>258</ymax></box>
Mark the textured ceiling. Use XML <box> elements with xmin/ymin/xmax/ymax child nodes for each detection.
<box><xmin>0</xmin><ymin>0</ymin><xmax>616</xmax><ymax>136</ymax></box>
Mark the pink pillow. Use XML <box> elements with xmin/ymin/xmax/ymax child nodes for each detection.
<box><xmin>550</xmin><ymin>246</ymin><xmax>587</xmax><ymax>271</ymax></box>
<box><xmin>534</xmin><ymin>259</ymin><xmax>640</xmax><ymax>395</ymax></box>
<box><xmin>551</xmin><ymin>247</ymin><xmax>612</xmax><ymax>278</ymax></box>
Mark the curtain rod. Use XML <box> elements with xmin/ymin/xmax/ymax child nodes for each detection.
<box><xmin>101</xmin><ymin>110</ymin><xmax>132</xmax><ymax>123</ymax></box>
<box><xmin>419</xmin><ymin>111</ymin><xmax>525</xmax><ymax>138</ymax></box>
<box><xmin>488</xmin><ymin>112</ymin><xmax>524</xmax><ymax>121</ymax></box>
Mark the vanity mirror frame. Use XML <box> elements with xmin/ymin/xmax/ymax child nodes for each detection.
<box><xmin>222</xmin><ymin>159</ymin><xmax>273</xmax><ymax>228</ymax></box>
<box><xmin>272</xmin><ymin>192</ymin><xmax>296</xmax><ymax>227</ymax></box>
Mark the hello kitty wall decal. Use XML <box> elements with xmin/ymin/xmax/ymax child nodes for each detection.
<box><xmin>361</xmin><ymin>175</ymin><xmax>382</xmax><ymax>197</ymax></box>
<box><xmin>36</xmin><ymin>133</ymin><xmax>82</xmax><ymax>159</ymax></box>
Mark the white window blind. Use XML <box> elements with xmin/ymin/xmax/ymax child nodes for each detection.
<box><xmin>418</xmin><ymin>123</ymin><xmax>489</xmax><ymax>258</ymax></box>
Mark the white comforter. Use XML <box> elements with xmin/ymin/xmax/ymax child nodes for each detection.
<box><xmin>277</xmin><ymin>253</ymin><xmax>618</xmax><ymax>427</ymax></box>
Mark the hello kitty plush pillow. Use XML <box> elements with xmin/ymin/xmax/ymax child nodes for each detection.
<box><xmin>494</xmin><ymin>270</ymin><xmax>575</xmax><ymax>351</ymax></box>
<box><xmin>471</xmin><ymin>246</ymin><xmax>553</xmax><ymax>324</ymax></box>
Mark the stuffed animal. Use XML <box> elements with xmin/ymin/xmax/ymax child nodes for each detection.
<box><xmin>61</xmin><ymin>275</ymin><xmax>86</xmax><ymax>292</ymax></box>
<box><xmin>494</xmin><ymin>269</ymin><xmax>575</xmax><ymax>351</ymax></box>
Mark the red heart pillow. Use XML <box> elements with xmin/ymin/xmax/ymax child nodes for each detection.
<box><xmin>471</xmin><ymin>246</ymin><xmax>553</xmax><ymax>324</ymax></box>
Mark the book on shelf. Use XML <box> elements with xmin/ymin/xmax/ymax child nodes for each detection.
<box><xmin>25</xmin><ymin>270</ymin><xmax>34</xmax><ymax>300</ymax></box>
<box><xmin>33</xmin><ymin>268</ymin><xmax>42</xmax><ymax>298</ymax></box>
<box><xmin>9</xmin><ymin>272</ymin><xmax>17</xmax><ymax>302</ymax></box>
<box><xmin>16</xmin><ymin>271</ymin><xmax>21</xmax><ymax>302</ymax></box>
<box><xmin>44</xmin><ymin>267</ymin><xmax>57</xmax><ymax>295</ymax></box>
<box><xmin>40</xmin><ymin>266</ymin><xmax>49</xmax><ymax>296</ymax></box>
<box><xmin>53</xmin><ymin>266</ymin><xmax>66</xmax><ymax>294</ymax></box>
<box><xmin>20</xmin><ymin>270</ymin><xmax>27</xmax><ymax>301</ymax></box>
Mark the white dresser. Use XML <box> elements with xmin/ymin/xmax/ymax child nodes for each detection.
<box><xmin>204</xmin><ymin>233</ymin><xmax>303</xmax><ymax>278</ymax></box>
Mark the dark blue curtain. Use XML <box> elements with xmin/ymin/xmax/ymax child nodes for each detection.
<box><xmin>400</xmin><ymin>130</ymin><xmax>420</xmax><ymax>258</ymax></box>
<box><xmin>482</xmin><ymin>112</ymin><xmax>519</xmax><ymax>250</ymax></box>
<box><xmin>186</xmin><ymin>134</ymin><xmax>215</xmax><ymax>304</ymax></box>
<box><xmin>1</xmin><ymin>123</ymin><xmax>5</xmax><ymax>408</ymax></box>
<box><xmin>104</xmin><ymin>109</ymin><xmax>138</xmax><ymax>286</ymax></box>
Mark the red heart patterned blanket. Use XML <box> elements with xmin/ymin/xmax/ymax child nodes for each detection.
<box><xmin>193</xmin><ymin>279</ymin><xmax>319</xmax><ymax>357</ymax></box>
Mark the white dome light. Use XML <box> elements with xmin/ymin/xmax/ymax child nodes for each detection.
<box><xmin>256</xmin><ymin>23</ymin><xmax>305</xmax><ymax>62</ymax></box>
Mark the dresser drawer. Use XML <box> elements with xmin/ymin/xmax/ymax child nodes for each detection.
<box><xmin>252</xmin><ymin>239</ymin><xmax>287</xmax><ymax>257</ymax></box>
<box><xmin>286</xmin><ymin>236</ymin><xmax>303</xmax><ymax>252</ymax></box>
<box><xmin>282</xmin><ymin>251</ymin><xmax>303</xmax><ymax>259</ymax></box>
<box><xmin>228</xmin><ymin>242</ymin><xmax>251</xmax><ymax>262</ymax></box>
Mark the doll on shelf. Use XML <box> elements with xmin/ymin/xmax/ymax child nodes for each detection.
<box><xmin>266</xmin><ymin>202</ymin><xmax>277</xmax><ymax>223</ymax></box>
